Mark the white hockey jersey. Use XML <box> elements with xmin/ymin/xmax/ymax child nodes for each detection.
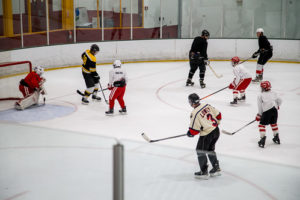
<box><xmin>108</xmin><ymin>67</ymin><xmax>128</xmax><ymax>87</ymax></box>
<box><xmin>257</xmin><ymin>90</ymin><xmax>282</xmax><ymax>115</ymax></box>
<box><xmin>232</xmin><ymin>64</ymin><xmax>252</xmax><ymax>85</ymax></box>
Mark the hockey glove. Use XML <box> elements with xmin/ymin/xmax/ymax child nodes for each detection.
<box><xmin>252</xmin><ymin>51</ymin><xmax>259</xmax><ymax>58</ymax></box>
<box><xmin>229</xmin><ymin>83</ymin><xmax>235</xmax><ymax>89</ymax></box>
<box><xmin>108</xmin><ymin>84</ymin><xmax>113</xmax><ymax>90</ymax></box>
<box><xmin>204</xmin><ymin>59</ymin><xmax>210</xmax><ymax>65</ymax></box>
<box><xmin>256</xmin><ymin>114</ymin><xmax>261</xmax><ymax>121</ymax></box>
<box><xmin>187</xmin><ymin>131</ymin><xmax>194</xmax><ymax>137</ymax></box>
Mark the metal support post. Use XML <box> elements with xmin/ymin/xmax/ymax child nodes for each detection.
<box><xmin>113</xmin><ymin>143</ymin><xmax>124</xmax><ymax>200</ymax></box>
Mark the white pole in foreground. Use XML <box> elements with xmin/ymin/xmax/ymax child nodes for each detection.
<box><xmin>113</xmin><ymin>143</ymin><xmax>124</xmax><ymax>200</ymax></box>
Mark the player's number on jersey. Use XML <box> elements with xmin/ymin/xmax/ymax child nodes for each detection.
<box><xmin>207</xmin><ymin>114</ymin><xmax>218</xmax><ymax>127</ymax></box>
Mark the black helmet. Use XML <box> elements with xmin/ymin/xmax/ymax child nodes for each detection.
<box><xmin>90</xmin><ymin>44</ymin><xmax>100</xmax><ymax>52</ymax></box>
<box><xmin>188</xmin><ymin>93</ymin><xmax>200</xmax><ymax>106</ymax></box>
<box><xmin>201</xmin><ymin>30</ymin><xmax>210</xmax><ymax>37</ymax></box>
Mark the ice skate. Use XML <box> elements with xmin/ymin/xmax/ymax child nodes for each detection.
<box><xmin>252</xmin><ymin>76</ymin><xmax>260</xmax><ymax>83</ymax></box>
<box><xmin>272</xmin><ymin>134</ymin><xmax>280</xmax><ymax>144</ymax></box>
<box><xmin>209</xmin><ymin>165</ymin><xmax>221</xmax><ymax>177</ymax></box>
<box><xmin>81</xmin><ymin>97</ymin><xmax>89</xmax><ymax>105</ymax></box>
<box><xmin>230</xmin><ymin>98</ymin><xmax>238</xmax><ymax>105</ymax></box>
<box><xmin>105</xmin><ymin>109</ymin><xmax>114</xmax><ymax>115</ymax></box>
<box><xmin>200</xmin><ymin>80</ymin><xmax>206</xmax><ymax>88</ymax></box>
<box><xmin>238</xmin><ymin>95</ymin><xmax>246</xmax><ymax>101</ymax></box>
<box><xmin>119</xmin><ymin>107</ymin><xmax>127</xmax><ymax>114</ymax></box>
<box><xmin>186</xmin><ymin>79</ymin><xmax>194</xmax><ymax>86</ymax></box>
<box><xmin>92</xmin><ymin>94</ymin><xmax>101</xmax><ymax>101</ymax></box>
<box><xmin>259</xmin><ymin>74</ymin><xmax>263</xmax><ymax>81</ymax></box>
<box><xmin>15</xmin><ymin>102</ymin><xmax>23</xmax><ymax>110</ymax></box>
<box><xmin>194</xmin><ymin>170</ymin><xmax>209</xmax><ymax>180</ymax></box>
<box><xmin>258</xmin><ymin>136</ymin><xmax>266</xmax><ymax>148</ymax></box>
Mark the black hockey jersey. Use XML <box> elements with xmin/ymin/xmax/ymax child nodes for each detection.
<box><xmin>190</xmin><ymin>37</ymin><xmax>208</xmax><ymax>59</ymax></box>
<box><xmin>81</xmin><ymin>50</ymin><xmax>97</xmax><ymax>75</ymax></box>
<box><xmin>258</xmin><ymin>35</ymin><xmax>272</xmax><ymax>52</ymax></box>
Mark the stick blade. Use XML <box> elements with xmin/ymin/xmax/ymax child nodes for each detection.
<box><xmin>222</xmin><ymin>129</ymin><xmax>233</xmax><ymax>135</ymax></box>
<box><xmin>77</xmin><ymin>90</ymin><xmax>84</xmax><ymax>96</ymax></box>
<box><xmin>141</xmin><ymin>133</ymin><xmax>151</xmax><ymax>142</ymax></box>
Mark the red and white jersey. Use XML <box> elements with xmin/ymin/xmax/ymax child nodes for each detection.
<box><xmin>232</xmin><ymin>64</ymin><xmax>251</xmax><ymax>85</ymax></box>
<box><xmin>108</xmin><ymin>67</ymin><xmax>128</xmax><ymax>87</ymax></box>
<box><xmin>257</xmin><ymin>90</ymin><xmax>282</xmax><ymax>115</ymax></box>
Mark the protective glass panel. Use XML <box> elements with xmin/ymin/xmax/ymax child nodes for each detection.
<box><xmin>133</xmin><ymin>0</ymin><xmax>160</xmax><ymax>39</ymax></box>
<box><xmin>103</xmin><ymin>0</ymin><xmax>129</xmax><ymax>41</ymax></box>
<box><xmin>49</xmin><ymin>0</ymin><xmax>67</xmax><ymax>45</ymax></box>
<box><xmin>191</xmin><ymin>0</ymin><xmax>222</xmax><ymax>38</ymax></box>
<box><xmin>252</xmin><ymin>0</ymin><xmax>282</xmax><ymax>38</ymax></box>
<box><xmin>75</xmin><ymin>0</ymin><xmax>102</xmax><ymax>42</ymax></box>
<box><xmin>286</xmin><ymin>0</ymin><xmax>300</xmax><ymax>39</ymax></box>
<box><xmin>180</xmin><ymin>0</ymin><xmax>191</xmax><ymax>38</ymax></box>
<box><xmin>0</xmin><ymin>0</ymin><xmax>3</xmax><ymax>36</ymax></box>
<box><xmin>161</xmin><ymin>0</ymin><xmax>179</xmax><ymax>39</ymax></box>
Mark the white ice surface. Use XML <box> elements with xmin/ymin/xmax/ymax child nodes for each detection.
<box><xmin>1</xmin><ymin>61</ymin><xmax>300</xmax><ymax>200</ymax></box>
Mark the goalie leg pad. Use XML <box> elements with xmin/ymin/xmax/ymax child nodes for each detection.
<box><xmin>16</xmin><ymin>91</ymin><xmax>40</xmax><ymax>110</ymax></box>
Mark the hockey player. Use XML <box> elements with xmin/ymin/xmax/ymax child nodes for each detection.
<box><xmin>105</xmin><ymin>60</ymin><xmax>128</xmax><ymax>115</ymax></box>
<box><xmin>256</xmin><ymin>81</ymin><xmax>282</xmax><ymax>148</ymax></box>
<box><xmin>252</xmin><ymin>28</ymin><xmax>273</xmax><ymax>82</ymax></box>
<box><xmin>186</xmin><ymin>30</ymin><xmax>210</xmax><ymax>88</ymax></box>
<box><xmin>81</xmin><ymin>44</ymin><xmax>102</xmax><ymax>105</ymax></box>
<box><xmin>186</xmin><ymin>93</ymin><xmax>222</xmax><ymax>179</ymax></box>
<box><xmin>15</xmin><ymin>66</ymin><xmax>46</xmax><ymax>110</ymax></box>
<box><xmin>228</xmin><ymin>56</ymin><xmax>252</xmax><ymax>104</ymax></box>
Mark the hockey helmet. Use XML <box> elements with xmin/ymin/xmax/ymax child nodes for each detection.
<box><xmin>260</xmin><ymin>81</ymin><xmax>271</xmax><ymax>91</ymax></box>
<box><xmin>34</xmin><ymin>66</ymin><xmax>44</xmax><ymax>75</ymax></box>
<box><xmin>201</xmin><ymin>30</ymin><xmax>210</xmax><ymax>38</ymax></box>
<box><xmin>188</xmin><ymin>93</ymin><xmax>200</xmax><ymax>106</ymax></box>
<box><xmin>90</xmin><ymin>44</ymin><xmax>100</xmax><ymax>53</ymax></box>
<box><xmin>231</xmin><ymin>56</ymin><xmax>240</xmax><ymax>66</ymax></box>
<box><xmin>256</xmin><ymin>28</ymin><xmax>264</xmax><ymax>33</ymax></box>
<box><xmin>113</xmin><ymin>60</ymin><xmax>122</xmax><ymax>68</ymax></box>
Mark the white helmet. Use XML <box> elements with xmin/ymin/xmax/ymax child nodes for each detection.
<box><xmin>256</xmin><ymin>28</ymin><xmax>264</xmax><ymax>33</ymax></box>
<box><xmin>34</xmin><ymin>66</ymin><xmax>44</xmax><ymax>75</ymax></box>
<box><xmin>113</xmin><ymin>60</ymin><xmax>122</xmax><ymax>68</ymax></box>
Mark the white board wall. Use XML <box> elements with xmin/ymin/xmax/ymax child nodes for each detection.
<box><xmin>0</xmin><ymin>39</ymin><xmax>298</xmax><ymax>70</ymax></box>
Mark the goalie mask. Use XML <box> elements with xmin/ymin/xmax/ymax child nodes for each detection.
<box><xmin>113</xmin><ymin>60</ymin><xmax>122</xmax><ymax>68</ymax></box>
<box><xmin>34</xmin><ymin>66</ymin><xmax>44</xmax><ymax>76</ymax></box>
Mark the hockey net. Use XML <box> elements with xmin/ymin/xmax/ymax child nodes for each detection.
<box><xmin>0</xmin><ymin>61</ymin><xmax>32</xmax><ymax>101</ymax></box>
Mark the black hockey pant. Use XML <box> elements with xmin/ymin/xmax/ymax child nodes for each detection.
<box><xmin>196</xmin><ymin>127</ymin><xmax>220</xmax><ymax>171</ymax></box>
<box><xmin>188</xmin><ymin>59</ymin><xmax>206</xmax><ymax>81</ymax></box>
<box><xmin>258</xmin><ymin>50</ymin><xmax>273</xmax><ymax>65</ymax></box>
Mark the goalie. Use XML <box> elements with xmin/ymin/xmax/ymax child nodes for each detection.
<box><xmin>15</xmin><ymin>66</ymin><xmax>46</xmax><ymax>110</ymax></box>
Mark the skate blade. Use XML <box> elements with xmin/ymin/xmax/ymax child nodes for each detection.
<box><xmin>194</xmin><ymin>175</ymin><xmax>209</xmax><ymax>180</ymax></box>
<box><xmin>210</xmin><ymin>172</ymin><xmax>221</xmax><ymax>177</ymax></box>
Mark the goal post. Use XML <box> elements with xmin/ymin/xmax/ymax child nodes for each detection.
<box><xmin>0</xmin><ymin>61</ymin><xmax>32</xmax><ymax>101</ymax></box>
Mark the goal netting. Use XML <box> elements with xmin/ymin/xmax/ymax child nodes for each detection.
<box><xmin>0</xmin><ymin>61</ymin><xmax>32</xmax><ymax>100</ymax></box>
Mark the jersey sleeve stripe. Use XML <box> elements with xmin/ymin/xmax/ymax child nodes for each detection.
<box><xmin>191</xmin><ymin>104</ymin><xmax>208</xmax><ymax>129</ymax></box>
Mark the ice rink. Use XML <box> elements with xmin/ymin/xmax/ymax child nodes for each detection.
<box><xmin>1</xmin><ymin>61</ymin><xmax>300</xmax><ymax>200</ymax></box>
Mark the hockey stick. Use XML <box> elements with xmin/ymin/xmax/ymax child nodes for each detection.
<box><xmin>207</xmin><ymin>64</ymin><xmax>223</xmax><ymax>78</ymax></box>
<box><xmin>222</xmin><ymin>119</ymin><xmax>256</xmax><ymax>135</ymax></box>
<box><xmin>200</xmin><ymin>86</ymin><xmax>228</xmax><ymax>100</ymax></box>
<box><xmin>239</xmin><ymin>57</ymin><xmax>252</xmax><ymax>64</ymax></box>
<box><xmin>76</xmin><ymin>88</ymin><xmax>108</xmax><ymax>96</ymax></box>
<box><xmin>141</xmin><ymin>133</ymin><xmax>186</xmax><ymax>143</ymax></box>
<box><xmin>98</xmin><ymin>82</ymin><xmax>108</xmax><ymax>104</ymax></box>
